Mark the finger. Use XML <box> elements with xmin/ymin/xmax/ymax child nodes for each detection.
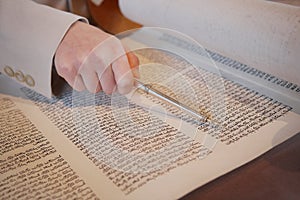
<box><xmin>73</xmin><ymin>74</ymin><xmax>86</xmax><ymax>91</ymax></box>
<box><xmin>55</xmin><ymin>62</ymin><xmax>77</xmax><ymax>87</ymax></box>
<box><xmin>97</xmin><ymin>64</ymin><xmax>116</xmax><ymax>94</ymax></box>
<box><xmin>80</xmin><ymin>69</ymin><xmax>101</xmax><ymax>93</ymax></box>
<box><xmin>112</xmin><ymin>54</ymin><xmax>134</xmax><ymax>94</ymax></box>
<box><xmin>57</xmin><ymin>66</ymin><xmax>86</xmax><ymax>91</ymax></box>
<box><xmin>127</xmin><ymin>52</ymin><xmax>140</xmax><ymax>79</ymax></box>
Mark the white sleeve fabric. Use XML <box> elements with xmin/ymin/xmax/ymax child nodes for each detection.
<box><xmin>0</xmin><ymin>0</ymin><xmax>88</xmax><ymax>98</ymax></box>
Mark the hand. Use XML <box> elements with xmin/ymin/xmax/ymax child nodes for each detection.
<box><xmin>54</xmin><ymin>21</ymin><xmax>139</xmax><ymax>94</ymax></box>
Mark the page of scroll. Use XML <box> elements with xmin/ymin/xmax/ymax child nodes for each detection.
<box><xmin>1</xmin><ymin>1</ymin><xmax>300</xmax><ymax>197</ymax></box>
<box><xmin>1</xmin><ymin>36</ymin><xmax>300</xmax><ymax>200</ymax></box>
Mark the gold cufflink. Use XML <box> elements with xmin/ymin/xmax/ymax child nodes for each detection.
<box><xmin>4</xmin><ymin>66</ymin><xmax>15</xmax><ymax>77</ymax></box>
<box><xmin>25</xmin><ymin>75</ymin><xmax>35</xmax><ymax>87</ymax></box>
<box><xmin>3</xmin><ymin>65</ymin><xmax>35</xmax><ymax>87</ymax></box>
<box><xmin>15</xmin><ymin>70</ymin><xmax>25</xmax><ymax>82</ymax></box>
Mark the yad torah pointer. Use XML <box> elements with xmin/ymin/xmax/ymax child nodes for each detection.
<box><xmin>134</xmin><ymin>79</ymin><xmax>218</xmax><ymax>128</ymax></box>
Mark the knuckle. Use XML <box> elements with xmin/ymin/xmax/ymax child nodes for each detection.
<box><xmin>117</xmin><ymin>78</ymin><xmax>133</xmax><ymax>94</ymax></box>
<box><xmin>56</xmin><ymin>64</ymin><xmax>77</xmax><ymax>78</ymax></box>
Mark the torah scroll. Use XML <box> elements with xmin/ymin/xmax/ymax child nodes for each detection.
<box><xmin>119</xmin><ymin>0</ymin><xmax>300</xmax><ymax>85</ymax></box>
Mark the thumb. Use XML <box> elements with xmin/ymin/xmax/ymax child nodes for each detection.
<box><xmin>127</xmin><ymin>52</ymin><xmax>140</xmax><ymax>79</ymax></box>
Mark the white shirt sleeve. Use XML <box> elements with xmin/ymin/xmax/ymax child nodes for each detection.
<box><xmin>0</xmin><ymin>0</ymin><xmax>88</xmax><ymax>98</ymax></box>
